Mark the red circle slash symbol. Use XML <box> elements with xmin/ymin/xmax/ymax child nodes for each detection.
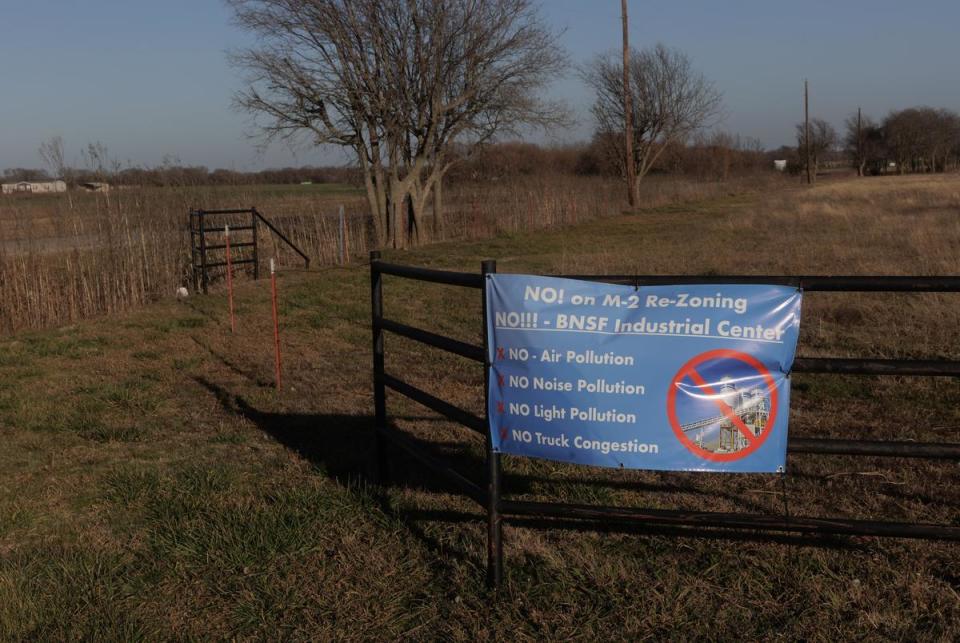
<box><xmin>666</xmin><ymin>349</ymin><xmax>779</xmax><ymax>462</ymax></box>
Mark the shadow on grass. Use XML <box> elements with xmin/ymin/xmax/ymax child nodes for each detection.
<box><xmin>193</xmin><ymin>376</ymin><xmax>475</xmax><ymax>494</ymax></box>
<box><xmin>194</xmin><ymin>376</ymin><xmax>858</xmax><ymax>554</ymax></box>
<box><xmin>193</xmin><ymin>376</ymin><xmax>491</xmax><ymax>570</ymax></box>
<box><xmin>191</xmin><ymin>337</ymin><xmax>275</xmax><ymax>389</ymax></box>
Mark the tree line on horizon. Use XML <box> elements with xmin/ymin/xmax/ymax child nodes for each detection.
<box><xmin>7</xmin><ymin>105</ymin><xmax>957</xmax><ymax>191</ymax></box>
<box><xmin>6</xmin><ymin>102</ymin><xmax>958</xmax><ymax>191</ymax></box>
<box><xmin>0</xmin><ymin>163</ymin><xmax>360</xmax><ymax>188</ymax></box>
<box><xmin>774</xmin><ymin>106</ymin><xmax>960</xmax><ymax>179</ymax></box>
<box><xmin>0</xmin><ymin>134</ymin><xmax>774</xmax><ymax>190</ymax></box>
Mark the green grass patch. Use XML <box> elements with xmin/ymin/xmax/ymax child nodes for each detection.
<box><xmin>102</xmin><ymin>466</ymin><xmax>163</xmax><ymax>506</ymax></box>
<box><xmin>172</xmin><ymin>356</ymin><xmax>203</xmax><ymax>370</ymax></box>
<box><xmin>0</xmin><ymin>501</ymin><xmax>33</xmax><ymax>538</ymax></box>
<box><xmin>152</xmin><ymin>316</ymin><xmax>207</xmax><ymax>334</ymax></box>
<box><xmin>0</xmin><ymin>546</ymin><xmax>147</xmax><ymax>640</ymax></box>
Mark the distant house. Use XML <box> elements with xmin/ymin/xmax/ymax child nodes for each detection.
<box><xmin>79</xmin><ymin>182</ymin><xmax>111</xmax><ymax>192</ymax></box>
<box><xmin>1</xmin><ymin>180</ymin><xmax>67</xmax><ymax>194</ymax></box>
<box><xmin>773</xmin><ymin>160</ymin><xmax>788</xmax><ymax>172</ymax></box>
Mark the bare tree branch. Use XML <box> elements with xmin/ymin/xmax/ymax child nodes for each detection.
<box><xmin>583</xmin><ymin>43</ymin><xmax>723</xmax><ymax>190</ymax></box>
<box><xmin>227</xmin><ymin>0</ymin><xmax>567</xmax><ymax>247</ymax></box>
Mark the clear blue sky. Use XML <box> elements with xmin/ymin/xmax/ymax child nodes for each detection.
<box><xmin>2</xmin><ymin>0</ymin><xmax>958</xmax><ymax>170</ymax></box>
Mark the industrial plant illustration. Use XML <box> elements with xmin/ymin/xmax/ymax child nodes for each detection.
<box><xmin>680</xmin><ymin>377</ymin><xmax>770</xmax><ymax>454</ymax></box>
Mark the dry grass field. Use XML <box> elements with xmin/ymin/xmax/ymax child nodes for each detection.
<box><xmin>0</xmin><ymin>174</ymin><xmax>784</xmax><ymax>336</ymax></box>
<box><xmin>0</xmin><ymin>173</ymin><xmax>958</xmax><ymax>639</ymax></box>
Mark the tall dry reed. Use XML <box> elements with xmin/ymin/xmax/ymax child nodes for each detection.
<box><xmin>0</xmin><ymin>172</ymin><xmax>787</xmax><ymax>335</ymax></box>
<box><xmin>0</xmin><ymin>185</ymin><xmax>366</xmax><ymax>334</ymax></box>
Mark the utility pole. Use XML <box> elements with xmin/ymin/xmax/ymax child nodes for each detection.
<box><xmin>622</xmin><ymin>0</ymin><xmax>639</xmax><ymax>209</ymax></box>
<box><xmin>804</xmin><ymin>79</ymin><xmax>812</xmax><ymax>185</ymax></box>
<box><xmin>857</xmin><ymin>106</ymin><xmax>863</xmax><ymax>177</ymax></box>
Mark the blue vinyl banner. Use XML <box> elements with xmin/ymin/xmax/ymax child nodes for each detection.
<box><xmin>486</xmin><ymin>275</ymin><xmax>803</xmax><ymax>473</ymax></box>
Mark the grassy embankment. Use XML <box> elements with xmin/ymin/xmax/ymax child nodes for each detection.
<box><xmin>1</xmin><ymin>174</ymin><xmax>958</xmax><ymax>639</ymax></box>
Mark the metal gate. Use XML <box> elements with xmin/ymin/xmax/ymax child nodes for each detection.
<box><xmin>189</xmin><ymin>208</ymin><xmax>310</xmax><ymax>293</ymax></box>
<box><xmin>370</xmin><ymin>251</ymin><xmax>960</xmax><ymax>588</ymax></box>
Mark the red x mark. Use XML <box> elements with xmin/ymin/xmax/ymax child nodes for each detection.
<box><xmin>496</xmin><ymin>347</ymin><xmax>505</xmax><ymax>360</ymax></box>
<box><xmin>668</xmin><ymin>349</ymin><xmax>779</xmax><ymax>463</ymax></box>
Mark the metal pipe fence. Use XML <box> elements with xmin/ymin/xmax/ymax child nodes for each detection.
<box><xmin>369</xmin><ymin>251</ymin><xmax>960</xmax><ymax>588</ymax></box>
<box><xmin>190</xmin><ymin>208</ymin><xmax>310</xmax><ymax>293</ymax></box>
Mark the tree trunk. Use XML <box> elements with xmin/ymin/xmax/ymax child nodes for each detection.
<box><xmin>410</xmin><ymin>177</ymin><xmax>436</xmax><ymax>246</ymax></box>
<box><xmin>433</xmin><ymin>178</ymin><xmax>444</xmax><ymax>239</ymax></box>
<box><xmin>389</xmin><ymin>176</ymin><xmax>406</xmax><ymax>250</ymax></box>
<box><xmin>373</xmin><ymin>165</ymin><xmax>388</xmax><ymax>240</ymax></box>
<box><xmin>358</xmin><ymin>136</ymin><xmax>389</xmax><ymax>248</ymax></box>
<box><xmin>407</xmin><ymin>191</ymin><xmax>423</xmax><ymax>246</ymax></box>
<box><xmin>362</xmin><ymin>170</ymin><xmax>386</xmax><ymax>247</ymax></box>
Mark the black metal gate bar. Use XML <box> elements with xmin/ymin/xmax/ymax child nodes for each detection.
<box><xmin>202</xmin><ymin>225</ymin><xmax>255</xmax><ymax>233</ymax></box>
<box><xmin>383</xmin><ymin>373</ymin><xmax>486</xmax><ymax>434</ymax></box>
<box><xmin>379</xmin><ymin>424</ymin><xmax>487</xmax><ymax>505</ymax></box>
<box><xmin>500</xmin><ymin>499</ymin><xmax>960</xmax><ymax>540</ymax></box>
<box><xmin>205</xmin><ymin>242</ymin><xmax>257</xmax><ymax>251</ymax></box>
<box><xmin>375</xmin><ymin>260</ymin><xmax>485</xmax><ymax>288</ymax></box>
<box><xmin>371</xmin><ymin>251</ymin><xmax>390</xmax><ymax>484</ymax></box>
<box><xmin>190</xmin><ymin>208</ymin><xmax>310</xmax><ymax>293</ymax></box>
<box><xmin>558</xmin><ymin>274</ymin><xmax>960</xmax><ymax>292</ymax></box>
<box><xmin>793</xmin><ymin>357</ymin><xmax>960</xmax><ymax>376</ymax></box>
<box><xmin>369</xmin><ymin>254</ymin><xmax>960</xmax><ymax>589</ymax></box>
<box><xmin>379</xmin><ymin>318</ymin><xmax>485</xmax><ymax>362</ymax></box>
<box><xmin>253</xmin><ymin>207</ymin><xmax>310</xmax><ymax>269</ymax></box>
<box><xmin>251</xmin><ymin>210</ymin><xmax>260</xmax><ymax>280</ymax></box>
<box><xmin>481</xmin><ymin>259</ymin><xmax>502</xmax><ymax>588</ymax></box>
<box><xmin>203</xmin><ymin>259</ymin><xmax>257</xmax><ymax>269</ymax></box>
<box><xmin>789</xmin><ymin>437</ymin><xmax>960</xmax><ymax>459</ymax></box>
<box><xmin>189</xmin><ymin>211</ymin><xmax>200</xmax><ymax>292</ymax></box>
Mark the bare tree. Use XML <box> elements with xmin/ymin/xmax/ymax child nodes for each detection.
<box><xmin>795</xmin><ymin>118</ymin><xmax>837</xmax><ymax>181</ymax></box>
<box><xmin>82</xmin><ymin>142</ymin><xmax>114</xmax><ymax>183</ymax></box>
<box><xmin>896</xmin><ymin>107</ymin><xmax>960</xmax><ymax>173</ymax></box>
<box><xmin>583</xmin><ymin>43</ymin><xmax>723</xmax><ymax>192</ymax></box>
<box><xmin>843</xmin><ymin>111</ymin><xmax>884</xmax><ymax>176</ymax></box>
<box><xmin>39</xmin><ymin>136</ymin><xmax>74</xmax><ymax>207</ymax></box>
<box><xmin>2</xmin><ymin>168</ymin><xmax>51</xmax><ymax>183</ymax></box>
<box><xmin>939</xmin><ymin>109</ymin><xmax>960</xmax><ymax>171</ymax></box>
<box><xmin>227</xmin><ymin>0</ymin><xmax>566</xmax><ymax>248</ymax></box>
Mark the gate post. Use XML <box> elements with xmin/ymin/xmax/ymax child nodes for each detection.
<box><xmin>251</xmin><ymin>208</ymin><xmax>260</xmax><ymax>280</ymax></box>
<box><xmin>189</xmin><ymin>210</ymin><xmax>200</xmax><ymax>292</ymax></box>
<box><xmin>199</xmin><ymin>211</ymin><xmax>209</xmax><ymax>294</ymax></box>
<box><xmin>482</xmin><ymin>259</ymin><xmax>503</xmax><ymax>588</ymax></box>
<box><xmin>371</xmin><ymin>251</ymin><xmax>389</xmax><ymax>484</ymax></box>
